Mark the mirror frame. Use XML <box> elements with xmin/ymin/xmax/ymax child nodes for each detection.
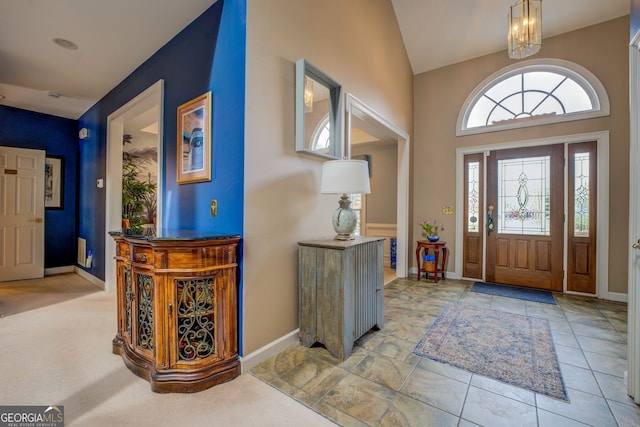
<box><xmin>295</xmin><ymin>59</ymin><xmax>343</xmax><ymax>160</ymax></box>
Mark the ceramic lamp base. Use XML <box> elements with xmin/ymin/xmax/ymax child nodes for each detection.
<box><xmin>332</xmin><ymin>194</ymin><xmax>357</xmax><ymax>240</ymax></box>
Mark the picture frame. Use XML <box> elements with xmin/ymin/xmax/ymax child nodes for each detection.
<box><xmin>45</xmin><ymin>156</ymin><xmax>64</xmax><ymax>209</ymax></box>
<box><xmin>177</xmin><ymin>91</ymin><xmax>212</xmax><ymax>184</ymax></box>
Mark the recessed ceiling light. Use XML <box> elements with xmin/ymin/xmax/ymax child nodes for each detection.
<box><xmin>52</xmin><ymin>38</ymin><xmax>78</xmax><ymax>50</ymax></box>
<box><xmin>0</xmin><ymin>95</ymin><xmax>5</xmax><ymax>100</ymax></box>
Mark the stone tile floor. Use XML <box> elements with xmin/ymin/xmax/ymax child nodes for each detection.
<box><xmin>252</xmin><ymin>278</ymin><xmax>640</xmax><ymax>426</ymax></box>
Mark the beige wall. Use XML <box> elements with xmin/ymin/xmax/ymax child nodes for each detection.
<box><xmin>244</xmin><ymin>0</ymin><xmax>413</xmax><ymax>354</ymax></box>
<box><xmin>413</xmin><ymin>16</ymin><xmax>630</xmax><ymax>294</ymax></box>
<box><xmin>352</xmin><ymin>143</ymin><xmax>398</xmax><ymax>224</ymax></box>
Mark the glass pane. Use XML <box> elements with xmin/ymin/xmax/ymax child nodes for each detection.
<box><xmin>467</xmin><ymin>161</ymin><xmax>480</xmax><ymax>232</ymax></box>
<box><xmin>349</xmin><ymin>194</ymin><xmax>362</xmax><ymax>236</ymax></box>
<box><xmin>487</xmin><ymin>105</ymin><xmax>515</xmax><ymax>124</ymax></box>
<box><xmin>485</xmin><ymin>75</ymin><xmax>521</xmax><ymax>101</ymax></box>
<box><xmin>574</xmin><ymin>152</ymin><xmax>590</xmax><ymax>236</ymax></box>
<box><xmin>311</xmin><ymin>116</ymin><xmax>330</xmax><ymax>151</ymax></box>
<box><xmin>468</xmin><ymin>97</ymin><xmax>495</xmax><ymax>128</ymax></box>
<box><xmin>523</xmin><ymin>91</ymin><xmax>546</xmax><ymax>114</ymax></box>
<box><xmin>531</xmin><ymin>96</ymin><xmax>564</xmax><ymax>116</ymax></box>
<box><xmin>523</xmin><ymin>72</ymin><xmax>564</xmax><ymax>92</ymax></box>
<box><xmin>500</xmin><ymin>93</ymin><xmax>523</xmax><ymax>117</ymax></box>
<box><xmin>497</xmin><ymin>156</ymin><xmax>551</xmax><ymax>235</ymax></box>
<box><xmin>464</xmin><ymin>67</ymin><xmax>599</xmax><ymax>131</ymax></box>
<box><xmin>554</xmin><ymin>79</ymin><xmax>593</xmax><ymax>113</ymax></box>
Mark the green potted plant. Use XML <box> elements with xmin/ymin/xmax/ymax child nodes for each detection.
<box><xmin>122</xmin><ymin>160</ymin><xmax>156</xmax><ymax>235</ymax></box>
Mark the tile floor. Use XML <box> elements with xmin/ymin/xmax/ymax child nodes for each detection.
<box><xmin>252</xmin><ymin>277</ymin><xmax>640</xmax><ymax>426</ymax></box>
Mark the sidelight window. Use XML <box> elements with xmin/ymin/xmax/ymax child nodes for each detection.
<box><xmin>573</xmin><ymin>152</ymin><xmax>590</xmax><ymax>236</ymax></box>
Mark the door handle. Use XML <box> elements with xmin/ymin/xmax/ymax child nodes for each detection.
<box><xmin>487</xmin><ymin>205</ymin><xmax>494</xmax><ymax>236</ymax></box>
<box><xmin>28</xmin><ymin>218</ymin><xmax>43</xmax><ymax>224</ymax></box>
<box><xmin>633</xmin><ymin>239</ymin><xmax>640</xmax><ymax>250</ymax></box>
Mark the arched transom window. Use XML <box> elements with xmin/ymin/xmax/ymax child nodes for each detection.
<box><xmin>457</xmin><ymin>59</ymin><xmax>609</xmax><ymax>135</ymax></box>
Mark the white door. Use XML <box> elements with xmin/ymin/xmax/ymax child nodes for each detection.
<box><xmin>0</xmin><ymin>146</ymin><xmax>45</xmax><ymax>281</ymax></box>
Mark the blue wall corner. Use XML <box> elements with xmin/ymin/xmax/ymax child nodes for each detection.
<box><xmin>0</xmin><ymin>105</ymin><xmax>78</xmax><ymax>269</ymax></box>
<box><xmin>77</xmin><ymin>0</ymin><xmax>246</xmax><ymax>286</ymax></box>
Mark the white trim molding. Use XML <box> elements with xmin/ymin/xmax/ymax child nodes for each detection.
<box><xmin>627</xmin><ymin>32</ymin><xmax>640</xmax><ymax>403</ymax></box>
<box><xmin>44</xmin><ymin>266</ymin><xmax>75</xmax><ymax>276</ymax></box>
<box><xmin>74</xmin><ymin>266</ymin><xmax>105</xmax><ymax>290</ymax></box>
<box><xmin>366</xmin><ymin>223</ymin><xmax>397</xmax><ymax>267</ymax></box>
<box><xmin>240</xmin><ymin>329</ymin><xmax>299</xmax><ymax>373</ymax></box>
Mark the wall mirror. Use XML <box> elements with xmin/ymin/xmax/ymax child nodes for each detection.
<box><xmin>295</xmin><ymin>59</ymin><xmax>343</xmax><ymax>159</ymax></box>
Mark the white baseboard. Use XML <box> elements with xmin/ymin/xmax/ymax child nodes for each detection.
<box><xmin>44</xmin><ymin>266</ymin><xmax>75</xmax><ymax>276</ymax></box>
<box><xmin>607</xmin><ymin>292</ymin><xmax>628</xmax><ymax>303</ymax></box>
<box><xmin>74</xmin><ymin>267</ymin><xmax>105</xmax><ymax>290</ymax></box>
<box><xmin>240</xmin><ymin>329</ymin><xmax>299</xmax><ymax>373</ymax></box>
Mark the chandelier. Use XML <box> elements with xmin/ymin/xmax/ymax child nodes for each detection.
<box><xmin>508</xmin><ymin>0</ymin><xmax>542</xmax><ymax>59</ymax></box>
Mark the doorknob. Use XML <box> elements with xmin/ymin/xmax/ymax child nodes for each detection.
<box><xmin>28</xmin><ymin>218</ymin><xmax>43</xmax><ymax>224</ymax></box>
<box><xmin>633</xmin><ymin>239</ymin><xmax>640</xmax><ymax>250</ymax></box>
<box><xmin>487</xmin><ymin>205</ymin><xmax>494</xmax><ymax>236</ymax></box>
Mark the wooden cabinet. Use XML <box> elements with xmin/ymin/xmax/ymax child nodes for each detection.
<box><xmin>298</xmin><ymin>236</ymin><xmax>384</xmax><ymax>360</ymax></box>
<box><xmin>110</xmin><ymin>232</ymin><xmax>240</xmax><ymax>393</ymax></box>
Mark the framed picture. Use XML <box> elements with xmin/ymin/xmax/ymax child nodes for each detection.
<box><xmin>45</xmin><ymin>156</ymin><xmax>64</xmax><ymax>209</ymax></box>
<box><xmin>177</xmin><ymin>92</ymin><xmax>212</xmax><ymax>184</ymax></box>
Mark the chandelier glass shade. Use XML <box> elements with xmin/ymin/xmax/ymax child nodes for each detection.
<box><xmin>303</xmin><ymin>75</ymin><xmax>314</xmax><ymax>113</ymax></box>
<box><xmin>508</xmin><ymin>0</ymin><xmax>542</xmax><ymax>59</ymax></box>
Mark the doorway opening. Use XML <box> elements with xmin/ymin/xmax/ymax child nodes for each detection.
<box><xmin>104</xmin><ymin>80</ymin><xmax>164</xmax><ymax>292</ymax></box>
<box><xmin>346</xmin><ymin>94</ymin><xmax>410</xmax><ymax>282</ymax></box>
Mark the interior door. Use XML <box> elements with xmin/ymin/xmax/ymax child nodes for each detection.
<box><xmin>0</xmin><ymin>146</ymin><xmax>45</xmax><ymax>281</ymax></box>
<box><xmin>486</xmin><ymin>144</ymin><xmax>564</xmax><ymax>291</ymax></box>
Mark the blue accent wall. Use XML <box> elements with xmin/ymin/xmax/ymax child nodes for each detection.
<box><xmin>0</xmin><ymin>105</ymin><xmax>78</xmax><ymax>269</ymax></box>
<box><xmin>77</xmin><ymin>0</ymin><xmax>245</xmax><ymax>282</ymax></box>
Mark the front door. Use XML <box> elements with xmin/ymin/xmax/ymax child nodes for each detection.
<box><xmin>486</xmin><ymin>144</ymin><xmax>564</xmax><ymax>291</ymax></box>
<box><xmin>0</xmin><ymin>146</ymin><xmax>45</xmax><ymax>281</ymax></box>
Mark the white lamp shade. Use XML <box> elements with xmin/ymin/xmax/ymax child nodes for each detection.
<box><xmin>320</xmin><ymin>159</ymin><xmax>371</xmax><ymax>194</ymax></box>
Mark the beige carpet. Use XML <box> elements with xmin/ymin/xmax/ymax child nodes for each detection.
<box><xmin>0</xmin><ymin>273</ymin><xmax>101</xmax><ymax>317</ymax></box>
<box><xmin>0</xmin><ymin>275</ymin><xmax>335</xmax><ymax>426</ymax></box>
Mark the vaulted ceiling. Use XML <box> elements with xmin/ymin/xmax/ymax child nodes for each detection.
<box><xmin>0</xmin><ymin>0</ymin><xmax>630</xmax><ymax>119</ymax></box>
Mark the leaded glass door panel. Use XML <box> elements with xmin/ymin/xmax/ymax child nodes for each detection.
<box><xmin>463</xmin><ymin>153</ymin><xmax>484</xmax><ymax>279</ymax></box>
<box><xmin>567</xmin><ymin>141</ymin><xmax>596</xmax><ymax>293</ymax></box>
<box><xmin>486</xmin><ymin>144</ymin><xmax>564</xmax><ymax>290</ymax></box>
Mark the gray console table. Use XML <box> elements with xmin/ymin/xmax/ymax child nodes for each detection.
<box><xmin>298</xmin><ymin>236</ymin><xmax>384</xmax><ymax>360</ymax></box>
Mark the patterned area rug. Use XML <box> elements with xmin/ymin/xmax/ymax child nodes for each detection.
<box><xmin>413</xmin><ymin>303</ymin><xmax>568</xmax><ymax>401</ymax></box>
<box><xmin>472</xmin><ymin>282</ymin><xmax>556</xmax><ymax>304</ymax></box>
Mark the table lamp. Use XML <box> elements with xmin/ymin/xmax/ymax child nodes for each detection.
<box><xmin>320</xmin><ymin>159</ymin><xmax>371</xmax><ymax>240</ymax></box>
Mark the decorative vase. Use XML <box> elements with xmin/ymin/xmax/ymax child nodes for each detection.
<box><xmin>427</xmin><ymin>235</ymin><xmax>440</xmax><ymax>242</ymax></box>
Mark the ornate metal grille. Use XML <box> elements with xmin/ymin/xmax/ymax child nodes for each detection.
<box><xmin>177</xmin><ymin>277</ymin><xmax>216</xmax><ymax>361</ymax></box>
<box><xmin>137</xmin><ymin>274</ymin><xmax>154</xmax><ymax>351</ymax></box>
<box><xmin>124</xmin><ymin>266</ymin><xmax>132</xmax><ymax>338</ymax></box>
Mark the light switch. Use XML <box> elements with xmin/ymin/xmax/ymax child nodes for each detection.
<box><xmin>210</xmin><ymin>200</ymin><xmax>217</xmax><ymax>216</ymax></box>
